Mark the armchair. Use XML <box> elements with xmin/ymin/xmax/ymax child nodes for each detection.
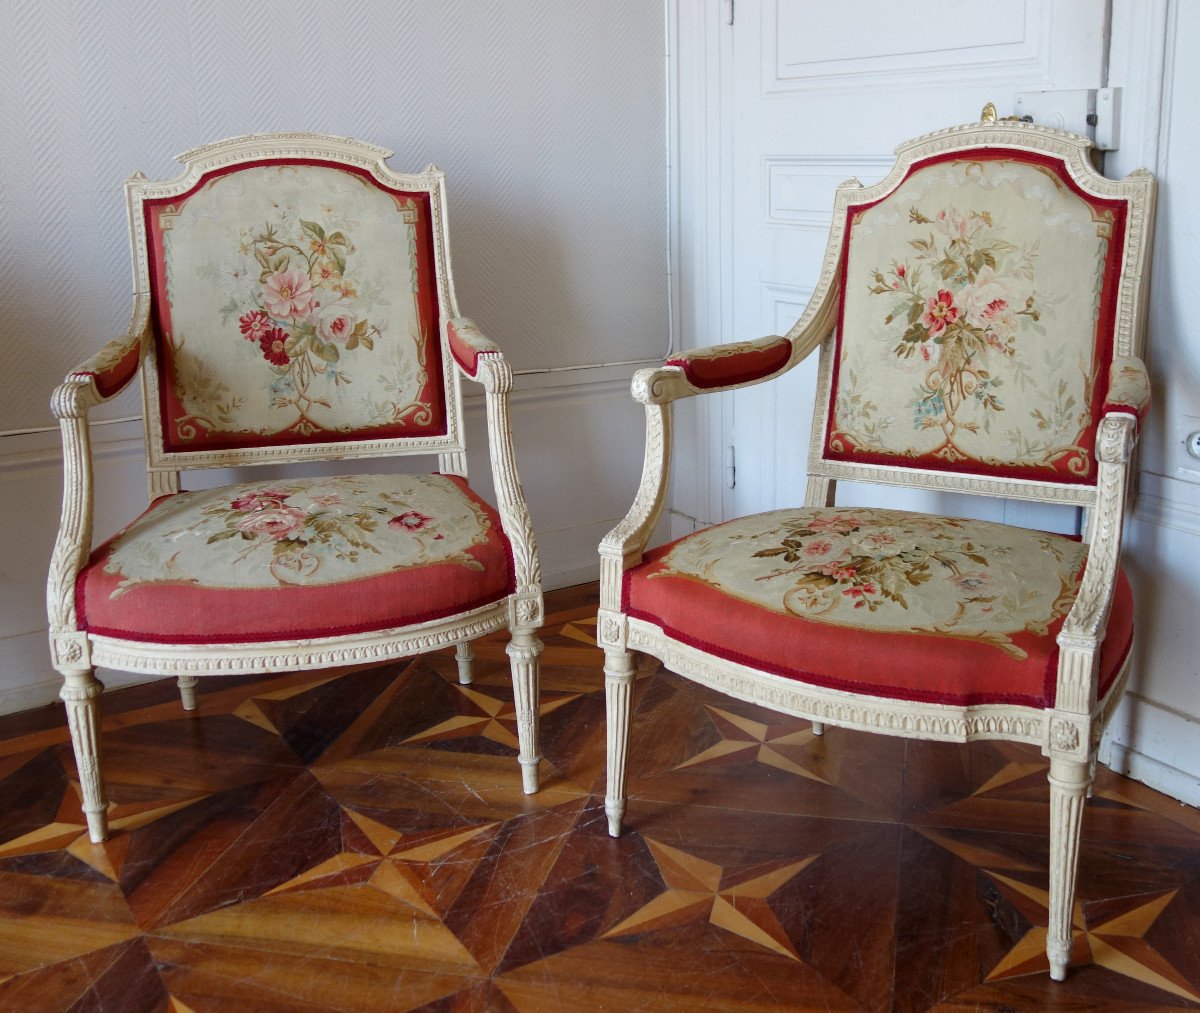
<box><xmin>600</xmin><ymin>120</ymin><xmax>1155</xmax><ymax>981</ymax></box>
<box><xmin>47</xmin><ymin>133</ymin><xmax>544</xmax><ymax>845</ymax></box>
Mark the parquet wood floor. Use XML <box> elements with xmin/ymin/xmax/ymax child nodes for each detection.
<box><xmin>2</xmin><ymin>583</ymin><xmax>1198</xmax><ymax>1011</ymax></box>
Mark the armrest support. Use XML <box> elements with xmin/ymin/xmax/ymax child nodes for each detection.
<box><xmin>47</xmin><ymin>301</ymin><xmax>150</xmax><ymax>662</ymax></box>
<box><xmin>468</xmin><ymin>336</ymin><xmax>542</xmax><ymax>620</ymax></box>
<box><xmin>599</xmin><ymin>393</ymin><xmax>671</xmax><ymax>612</ymax></box>
<box><xmin>1054</xmin><ymin>414</ymin><xmax>1137</xmax><ymax>715</ymax></box>
<box><xmin>447</xmin><ymin>317</ymin><xmax>502</xmax><ymax>380</ymax></box>
<box><xmin>1101</xmin><ymin>355</ymin><xmax>1151</xmax><ymax>427</ymax></box>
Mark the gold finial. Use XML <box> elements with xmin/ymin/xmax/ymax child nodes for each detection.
<box><xmin>980</xmin><ymin>102</ymin><xmax>998</xmax><ymax>124</ymax></box>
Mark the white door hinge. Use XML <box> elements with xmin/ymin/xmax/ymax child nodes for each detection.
<box><xmin>723</xmin><ymin>0</ymin><xmax>734</xmax><ymax>26</ymax></box>
<box><xmin>725</xmin><ymin>445</ymin><xmax>736</xmax><ymax>488</ymax></box>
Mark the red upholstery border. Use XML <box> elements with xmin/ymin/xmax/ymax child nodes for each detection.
<box><xmin>823</xmin><ymin>149</ymin><xmax>1129</xmax><ymax>486</ymax></box>
<box><xmin>666</xmin><ymin>337</ymin><xmax>792</xmax><ymax>390</ymax></box>
<box><xmin>447</xmin><ymin>319</ymin><xmax>499</xmax><ymax>378</ymax></box>
<box><xmin>623</xmin><ymin>538</ymin><xmax>1132</xmax><ymax>710</ymax></box>
<box><xmin>77</xmin><ymin>475</ymin><xmax>514</xmax><ymax>645</ymax></box>
<box><xmin>144</xmin><ymin>159</ymin><xmax>448</xmax><ymax>453</ymax></box>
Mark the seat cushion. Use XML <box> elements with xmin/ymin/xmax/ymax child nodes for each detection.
<box><xmin>624</xmin><ymin>507</ymin><xmax>1133</xmax><ymax>708</ymax></box>
<box><xmin>78</xmin><ymin>474</ymin><xmax>514</xmax><ymax>644</ymax></box>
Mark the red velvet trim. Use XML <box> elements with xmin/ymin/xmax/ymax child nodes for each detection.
<box><xmin>447</xmin><ymin>320</ymin><xmax>498</xmax><ymax>378</ymax></box>
<box><xmin>84</xmin><ymin>342</ymin><xmax>142</xmax><ymax>399</ymax></box>
<box><xmin>824</xmin><ymin>149</ymin><xmax>1129</xmax><ymax>486</ymax></box>
<box><xmin>666</xmin><ymin>337</ymin><xmax>792</xmax><ymax>390</ymax></box>
<box><xmin>76</xmin><ymin>475</ymin><xmax>515</xmax><ymax>645</ymax></box>
<box><xmin>622</xmin><ymin>538</ymin><xmax>1133</xmax><ymax>710</ymax></box>
<box><xmin>144</xmin><ymin>158</ymin><xmax>447</xmax><ymax>454</ymax></box>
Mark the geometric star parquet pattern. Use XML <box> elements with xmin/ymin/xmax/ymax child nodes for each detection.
<box><xmin>1</xmin><ymin>583</ymin><xmax>1198</xmax><ymax>1011</ymax></box>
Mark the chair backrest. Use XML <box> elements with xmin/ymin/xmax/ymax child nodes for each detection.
<box><xmin>129</xmin><ymin>134</ymin><xmax>465</xmax><ymax>470</ymax></box>
<box><xmin>808</xmin><ymin>123</ymin><xmax>1154</xmax><ymax>503</ymax></box>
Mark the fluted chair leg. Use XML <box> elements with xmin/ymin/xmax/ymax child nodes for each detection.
<box><xmin>507</xmin><ymin>630</ymin><xmax>542</xmax><ymax>794</ymax></box>
<box><xmin>177</xmin><ymin>675</ymin><xmax>199</xmax><ymax>711</ymax></box>
<box><xmin>1046</xmin><ymin>755</ymin><xmax>1091</xmax><ymax>980</ymax></box>
<box><xmin>455</xmin><ymin>641</ymin><xmax>475</xmax><ymax>685</ymax></box>
<box><xmin>604</xmin><ymin>647</ymin><xmax>637</xmax><ymax>837</ymax></box>
<box><xmin>61</xmin><ymin>669</ymin><xmax>109</xmax><ymax>843</ymax></box>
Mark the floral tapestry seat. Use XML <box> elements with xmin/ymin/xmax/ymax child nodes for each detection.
<box><xmin>625</xmin><ymin>507</ymin><xmax>1132</xmax><ymax>709</ymax></box>
<box><xmin>77</xmin><ymin>474</ymin><xmax>513</xmax><ymax>644</ymax></box>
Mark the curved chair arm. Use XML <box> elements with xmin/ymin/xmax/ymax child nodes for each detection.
<box><xmin>46</xmin><ymin>303</ymin><xmax>150</xmax><ymax>669</ymax></box>
<box><xmin>1054</xmin><ymin>414</ymin><xmax>1138</xmax><ymax>716</ymax></box>
<box><xmin>1101</xmin><ymin>355</ymin><xmax>1151</xmax><ymax>427</ymax></box>
<box><xmin>457</xmin><ymin>324</ymin><xmax>542</xmax><ymax>623</ymax></box>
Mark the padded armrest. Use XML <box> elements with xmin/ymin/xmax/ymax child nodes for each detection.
<box><xmin>66</xmin><ymin>331</ymin><xmax>144</xmax><ymax>401</ymax></box>
<box><xmin>665</xmin><ymin>335</ymin><xmax>792</xmax><ymax>391</ymax></box>
<box><xmin>447</xmin><ymin>317</ymin><xmax>502</xmax><ymax>378</ymax></box>
<box><xmin>1102</xmin><ymin>355</ymin><xmax>1151</xmax><ymax>426</ymax></box>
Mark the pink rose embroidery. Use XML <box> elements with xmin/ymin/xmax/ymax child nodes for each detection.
<box><xmin>315</xmin><ymin>304</ymin><xmax>358</xmax><ymax>345</ymax></box>
<box><xmin>235</xmin><ymin>505</ymin><xmax>306</xmax><ymax>540</ymax></box>
<box><xmin>231</xmin><ymin>489</ymin><xmax>289</xmax><ymax>512</ymax></box>
<box><xmin>239</xmin><ymin>310</ymin><xmax>271</xmax><ymax>342</ymax></box>
<box><xmin>389</xmin><ymin>511</ymin><xmax>434</xmax><ymax>532</ymax></box>
<box><xmin>262</xmin><ymin>267</ymin><xmax>317</xmax><ymax>322</ymax></box>
<box><xmin>921</xmin><ymin>289</ymin><xmax>959</xmax><ymax>337</ymax></box>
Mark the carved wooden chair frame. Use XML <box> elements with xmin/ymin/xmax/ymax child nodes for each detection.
<box><xmin>47</xmin><ymin>133</ymin><xmax>544</xmax><ymax>845</ymax></box>
<box><xmin>599</xmin><ymin>121</ymin><xmax>1155</xmax><ymax>981</ymax></box>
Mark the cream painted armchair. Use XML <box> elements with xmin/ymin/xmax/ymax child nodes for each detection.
<box><xmin>599</xmin><ymin>120</ymin><xmax>1155</xmax><ymax>981</ymax></box>
<box><xmin>47</xmin><ymin>133</ymin><xmax>544</xmax><ymax>845</ymax></box>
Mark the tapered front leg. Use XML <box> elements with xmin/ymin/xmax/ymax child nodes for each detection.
<box><xmin>455</xmin><ymin>641</ymin><xmax>475</xmax><ymax>685</ymax></box>
<box><xmin>1046</xmin><ymin>755</ymin><xmax>1091</xmax><ymax>980</ymax></box>
<box><xmin>604</xmin><ymin>647</ymin><xmax>637</xmax><ymax>837</ymax></box>
<box><xmin>507</xmin><ymin>630</ymin><xmax>542</xmax><ymax>794</ymax></box>
<box><xmin>177</xmin><ymin>675</ymin><xmax>199</xmax><ymax>711</ymax></box>
<box><xmin>60</xmin><ymin>669</ymin><xmax>109</xmax><ymax>843</ymax></box>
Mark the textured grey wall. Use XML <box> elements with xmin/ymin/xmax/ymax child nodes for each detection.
<box><xmin>0</xmin><ymin>0</ymin><xmax>667</xmax><ymax>430</ymax></box>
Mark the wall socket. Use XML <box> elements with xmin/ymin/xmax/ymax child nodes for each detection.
<box><xmin>1188</xmin><ymin>431</ymin><xmax>1200</xmax><ymax>461</ymax></box>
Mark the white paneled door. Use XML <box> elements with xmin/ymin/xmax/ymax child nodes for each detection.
<box><xmin>720</xmin><ymin>0</ymin><xmax>1111</xmax><ymax>524</ymax></box>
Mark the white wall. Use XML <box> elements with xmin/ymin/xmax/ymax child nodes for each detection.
<box><xmin>0</xmin><ymin>1</ymin><xmax>667</xmax><ymax>712</ymax></box>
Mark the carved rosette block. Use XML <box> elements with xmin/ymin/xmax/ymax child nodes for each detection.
<box><xmin>507</xmin><ymin>630</ymin><xmax>543</xmax><ymax>794</ymax></box>
<box><xmin>604</xmin><ymin>647</ymin><xmax>638</xmax><ymax>837</ymax></box>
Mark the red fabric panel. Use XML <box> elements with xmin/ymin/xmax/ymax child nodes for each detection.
<box><xmin>144</xmin><ymin>158</ymin><xmax>447</xmax><ymax>454</ymax></box>
<box><xmin>624</xmin><ymin>540</ymin><xmax>1133</xmax><ymax>709</ymax></box>
<box><xmin>823</xmin><ymin>149</ymin><xmax>1129</xmax><ymax>487</ymax></box>
<box><xmin>666</xmin><ymin>337</ymin><xmax>792</xmax><ymax>390</ymax></box>
<box><xmin>77</xmin><ymin>476</ymin><xmax>514</xmax><ymax>645</ymax></box>
<box><xmin>447</xmin><ymin>319</ymin><xmax>498</xmax><ymax>378</ymax></box>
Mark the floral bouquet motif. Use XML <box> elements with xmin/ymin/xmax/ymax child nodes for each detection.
<box><xmin>866</xmin><ymin>206</ymin><xmax>1044</xmax><ymax>462</ymax></box>
<box><xmin>234</xmin><ymin>213</ymin><xmax>388</xmax><ymax>436</ymax></box>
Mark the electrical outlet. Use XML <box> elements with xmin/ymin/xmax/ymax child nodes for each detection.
<box><xmin>1187</xmin><ymin>431</ymin><xmax>1200</xmax><ymax>461</ymax></box>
